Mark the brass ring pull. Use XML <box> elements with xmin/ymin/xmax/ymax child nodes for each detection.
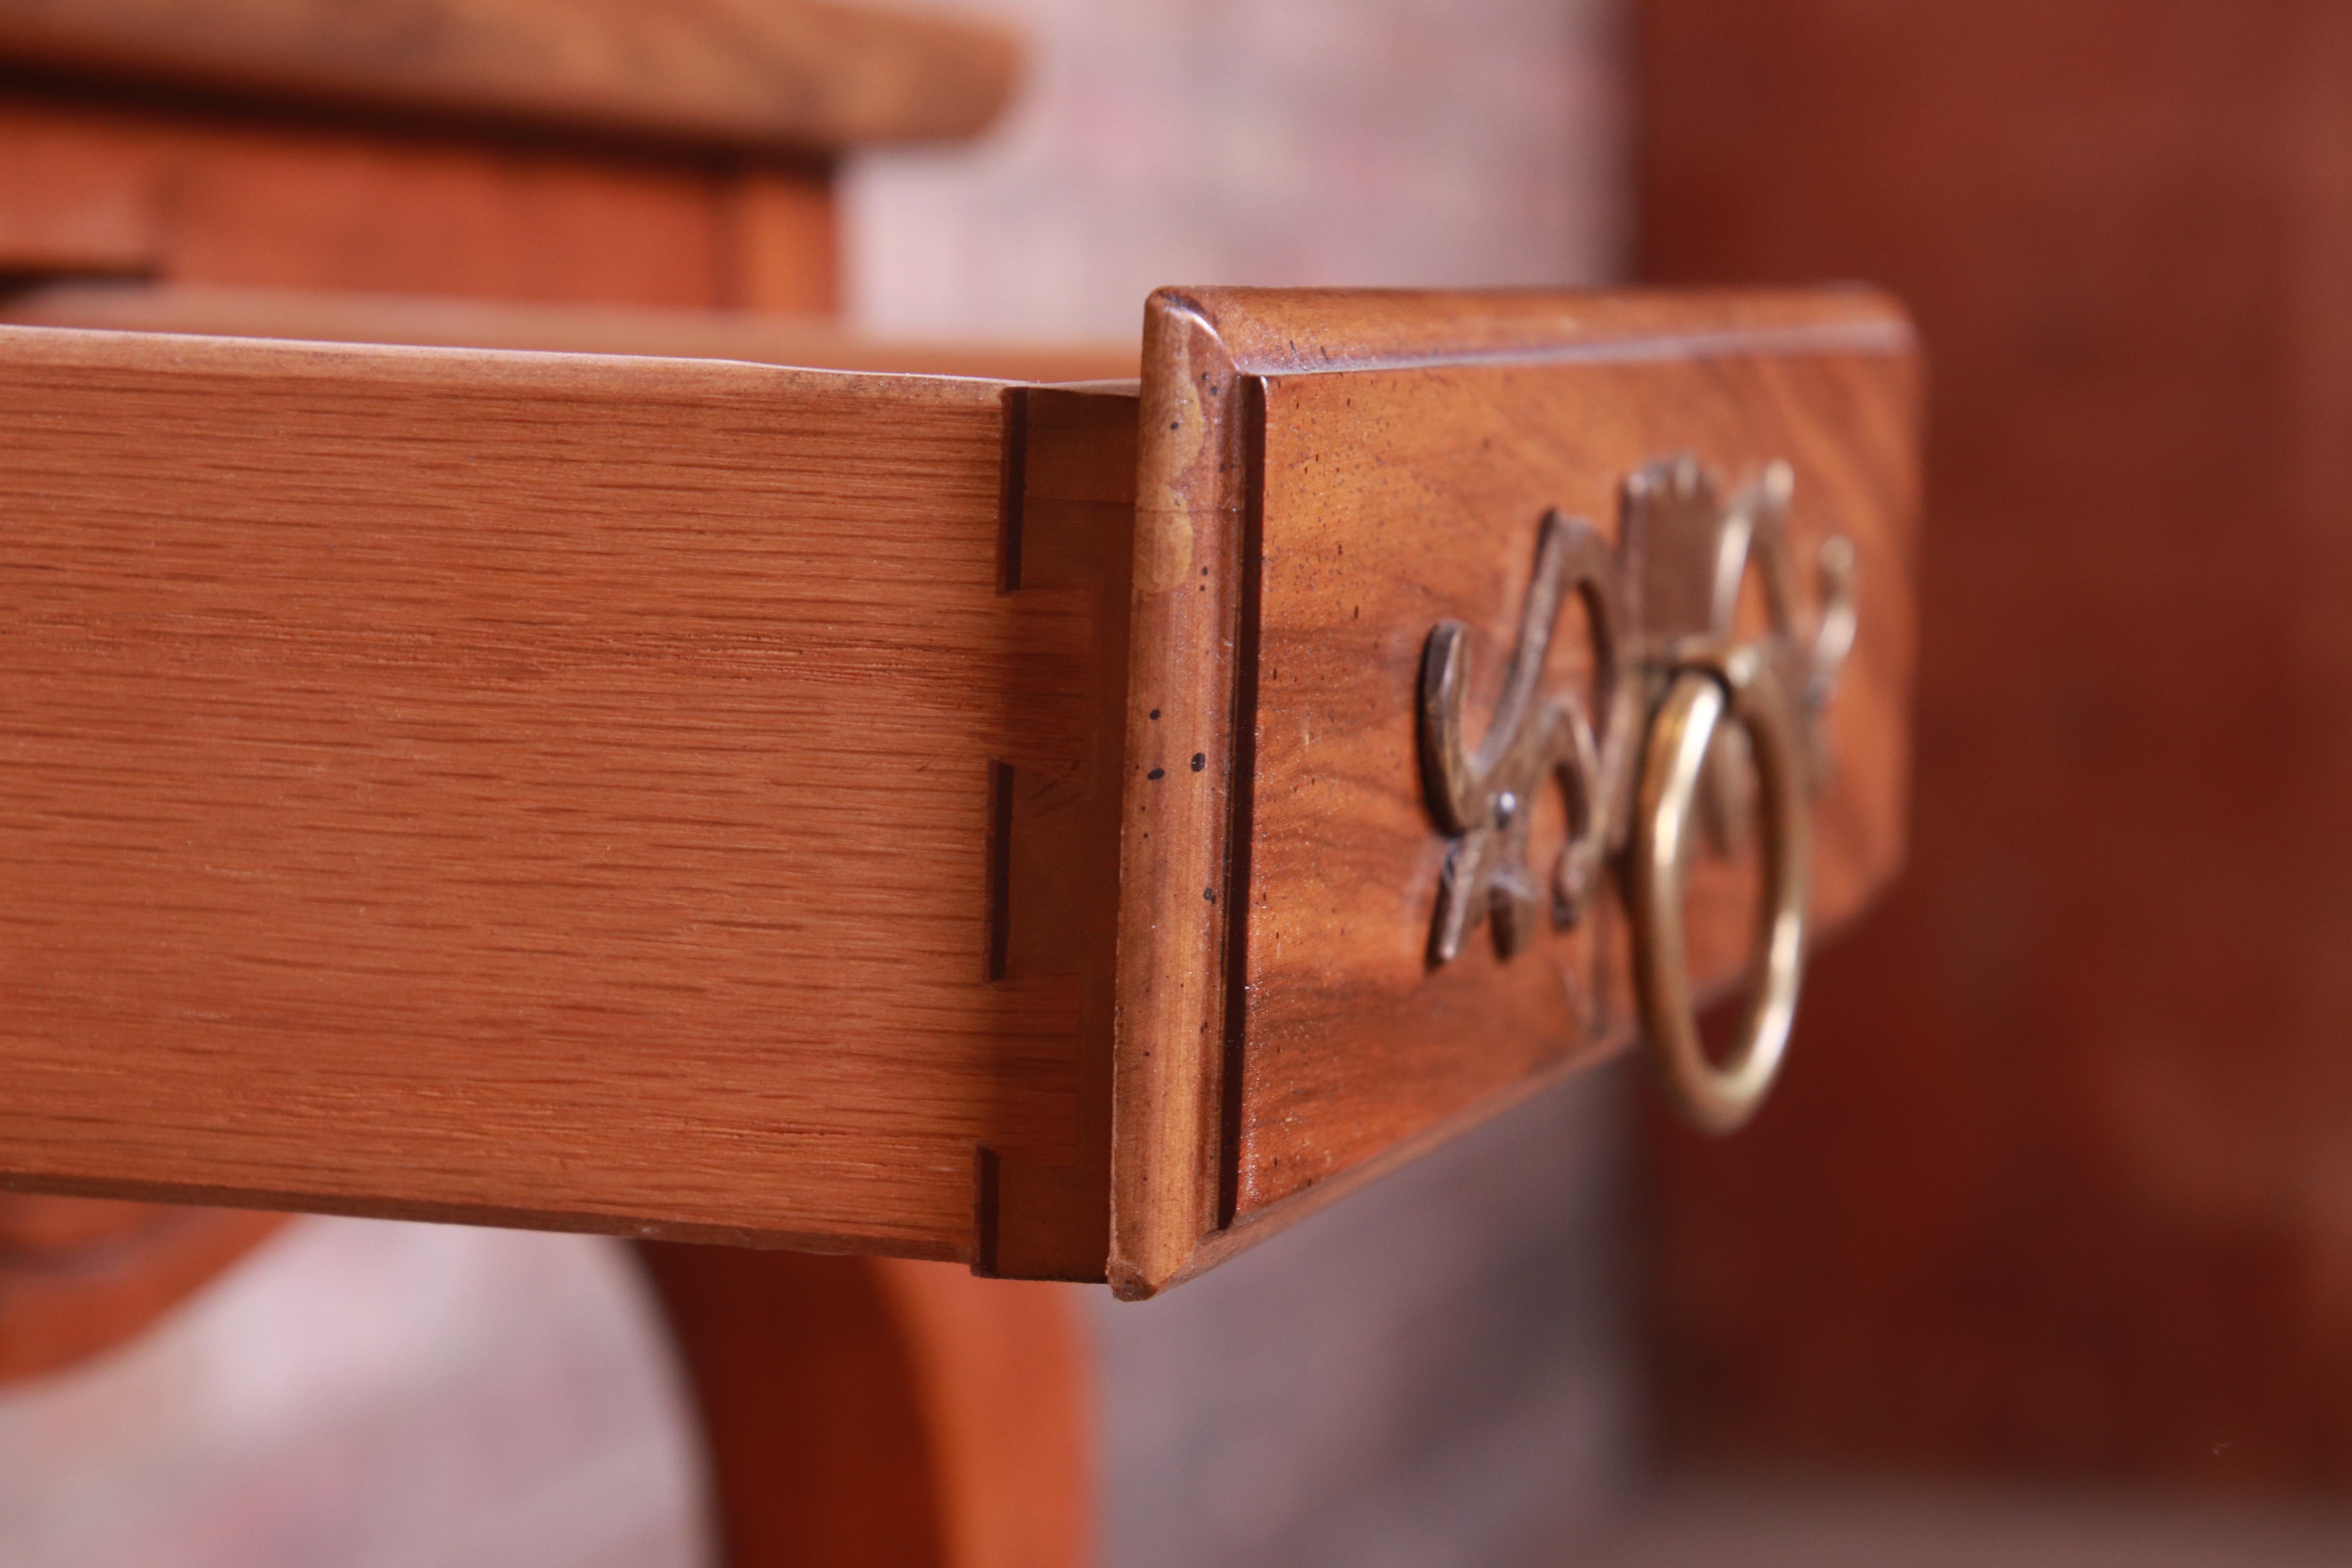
<box><xmin>1631</xmin><ymin>643</ymin><xmax>1810</xmax><ymax>1133</ymax></box>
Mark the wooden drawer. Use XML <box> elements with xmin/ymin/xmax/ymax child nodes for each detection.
<box><xmin>0</xmin><ymin>285</ymin><xmax>1917</xmax><ymax>1295</ymax></box>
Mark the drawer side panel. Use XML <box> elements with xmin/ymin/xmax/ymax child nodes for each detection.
<box><xmin>0</xmin><ymin>325</ymin><xmax>1068</xmax><ymax>1259</ymax></box>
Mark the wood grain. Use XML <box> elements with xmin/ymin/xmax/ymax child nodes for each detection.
<box><xmin>1109</xmin><ymin>295</ymin><xmax>1252</xmax><ymax>1298</ymax></box>
<box><xmin>1112</xmin><ymin>286</ymin><xmax>1920</xmax><ymax>1296</ymax></box>
<box><xmin>0</xmin><ymin>60</ymin><xmax>851</xmax><ymax>1380</ymax></box>
<box><xmin>0</xmin><ymin>289</ymin><xmax>1913</xmax><ymax>1298</ymax></box>
<box><xmin>0</xmin><ymin>279</ymin><xmax>1140</xmax><ymax>383</ymax></box>
<box><xmin>1236</xmin><ymin>350</ymin><xmax>1915</xmax><ymax>1210</ymax></box>
<box><xmin>0</xmin><ymin>0</ymin><xmax>1018</xmax><ymax>153</ymax></box>
<box><xmin>0</xmin><ymin>322</ymin><xmax>1076</xmax><ymax>1262</ymax></box>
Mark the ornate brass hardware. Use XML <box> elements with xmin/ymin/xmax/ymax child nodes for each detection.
<box><xmin>1419</xmin><ymin>511</ymin><xmax>1636</xmax><ymax>964</ymax></box>
<box><xmin>1416</xmin><ymin>454</ymin><xmax>1857</xmax><ymax>1130</ymax></box>
<box><xmin>1632</xmin><ymin>642</ymin><xmax>1809</xmax><ymax>1132</ymax></box>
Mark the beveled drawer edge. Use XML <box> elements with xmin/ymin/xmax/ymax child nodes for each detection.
<box><xmin>1107</xmin><ymin>285</ymin><xmax>1920</xmax><ymax>1300</ymax></box>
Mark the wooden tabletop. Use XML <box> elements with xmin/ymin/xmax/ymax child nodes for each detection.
<box><xmin>0</xmin><ymin>0</ymin><xmax>1019</xmax><ymax>152</ymax></box>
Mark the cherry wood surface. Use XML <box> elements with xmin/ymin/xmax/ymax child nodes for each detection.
<box><xmin>1109</xmin><ymin>286</ymin><xmax>1920</xmax><ymax>1297</ymax></box>
<box><xmin>0</xmin><ymin>28</ymin><xmax>1087</xmax><ymax>1568</ymax></box>
<box><xmin>0</xmin><ymin>10</ymin><xmax>858</xmax><ymax>1410</ymax></box>
<box><xmin>1235</xmin><ymin>350</ymin><xmax>1913</xmax><ymax>1202</ymax></box>
<box><xmin>0</xmin><ymin>279</ymin><xmax>1138</xmax><ymax>382</ymax></box>
<box><xmin>0</xmin><ymin>289</ymin><xmax>1919</xmax><ymax>1296</ymax></box>
<box><xmin>0</xmin><ymin>12</ymin><xmax>858</xmax><ymax>1412</ymax></box>
<box><xmin>0</xmin><ymin>323</ymin><xmax>1057</xmax><ymax>1260</ymax></box>
<box><xmin>0</xmin><ymin>0</ymin><xmax>1016</xmax><ymax>153</ymax></box>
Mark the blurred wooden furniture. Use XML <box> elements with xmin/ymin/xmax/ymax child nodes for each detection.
<box><xmin>1641</xmin><ymin>0</ymin><xmax>2352</xmax><ymax>1488</ymax></box>
<box><xmin>0</xmin><ymin>0</ymin><xmax>1018</xmax><ymax>309</ymax></box>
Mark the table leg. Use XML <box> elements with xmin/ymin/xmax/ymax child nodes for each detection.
<box><xmin>633</xmin><ymin>1243</ymin><xmax>1091</xmax><ymax>1568</ymax></box>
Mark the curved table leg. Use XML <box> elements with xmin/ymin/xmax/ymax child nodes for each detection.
<box><xmin>0</xmin><ymin>1195</ymin><xmax>285</xmax><ymax>1383</ymax></box>
<box><xmin>633</xmin><ymin>1243</ymin><xmax>1091</xmax><ymax>1568</ymax></box>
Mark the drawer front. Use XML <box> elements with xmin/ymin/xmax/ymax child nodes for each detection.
<box><xmin>1113</xmin><ymin>288</ymin><xmax>1918</xmax><ymax>1294</ymax></box>
<box><xmin>0</xmin><ymin>325</ymin><xmax>1102</xmax><ymax>1262</ymax></box>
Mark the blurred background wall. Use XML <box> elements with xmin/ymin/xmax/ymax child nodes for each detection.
<box><xmin>0</xmin><ymin>1221</ymin><xmax>706</xmax><ymax>1568</ymax></box>
<box><xmin>846</xmin><ymin>0</ymin><xmax>1626</xmax><ymax>336</ymax></box>
<box><xmin>1638</xmin><ymin>0</ymin><xmax>2352</xmax><ymax>1488</ymax></box>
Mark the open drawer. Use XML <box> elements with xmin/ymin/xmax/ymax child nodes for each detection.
<box><xmin>0</xmin><ymin>285</ymin><xmax>1917</xmax><ymax>1296</ymax></box>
